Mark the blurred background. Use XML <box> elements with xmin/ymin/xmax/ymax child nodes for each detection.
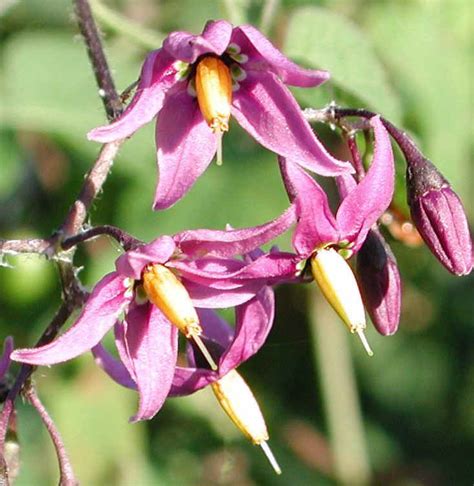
<box><xmin>0</xmin><ymin>0</ymin><xmax>473</xmax><ymax>484</ymax></box>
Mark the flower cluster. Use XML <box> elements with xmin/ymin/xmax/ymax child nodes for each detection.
<box><xmin>10</xmin><ymin>19</ymin><xmax>472</xmax><ymax>474</ymax></box>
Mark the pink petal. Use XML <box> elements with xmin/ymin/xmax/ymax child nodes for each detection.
<box><xmin>336</xmin><ymin>116</ymin><xmax>394</xmax><ymax>250</ymax></box>
<box><xmin>0</xmin><ymin>336</ymin><xmax>13</xmax><ymax>380</ymax></box>
<box><xmin>115</xmin><ymin>236</ymin><xmax>176</xmax><ymax>279</ymax></box>
<box><xmin>197</xmin><ymin>308</ymin><xmax>233</xmax><ymax>348</ymax></box>
<box><xmin>220</xmin><ymin>287</ymin><xmax>274</xmax><ymax>374</ymax></box>
<box><xmin>184</xmin><ymin>280</ymin><xmax>262</xmax><ymax>308</ymax></box>
<box><xmin>234</xmin><ymin>25</ymin><xmax>330</xmax><ymax>87</ymax></box>
<box><xmin>123</xmin><ymin>304</ymin><xmax>178</xmax><ymax>422</ymax></box>
<box><xmin>87</xmin><ymin>50</ymin><xmax>176</xmax><ymax>143</ymax></box>
<box><xmin>11</xmin><ymin>273</ymin><xmax>130</xmax><ymax>365</ymax></box>
<box><xmin>173</xmin><ymin>205</ymin><xmax>296</xmax><ymax>258</ymax></box>
<box><xmin>163</xmin><ymin>21</ymin><xmax>231</xmax><ymax>63</ymax></box>
<box><xmin>153</xmin><ymin>89</ymin><xmax>218</xmax><ymax>210</ymax></box>
<box><xmin>169</xmin><ymin>367</ymin><xmax>216</xmax><ymax>396</ymax></box>
<box><xmin>201</xmin><ymin>20</ymin><xmax>233</xmax><ymax>53</ymax></box>
<box><xmin>232</xmin><ymin>72</ymin><xmax>351</xmax><ymax>176</ymax></box>
<box><xmin>280</xmin><ymin>159</ymin><xmax>339</xmax><ymax>256</ymax></box>
<box><xmin>91</xmin><ymin>343</ymin><xmax>137</xmax><ymax>390</ymax></box>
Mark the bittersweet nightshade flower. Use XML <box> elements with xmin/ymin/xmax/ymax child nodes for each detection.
<box><xmin>92</xmin><ymin>284</ymin><xmax>281</xmax><ymax>473</ymax></box>
<box><xmin>88</xmin><ymin>20</ymin><xmax>352</xmax><ymax>209</ymax></box>
<box><xmin>356</xmin><ymin>229</ymin><xmax>401</xmax><ymax>336</ymax></box>
<box><xmin>12</xmin><ymin>210</ymin><xmax>297</xmax><ymax>421</ymax></box>
<box><xmin>280</xmin><ymin>116</ymin><xmax>394</xmax><ymax>353</ymax></box>
<box><xmin>406</xmin><ymin>154</ymin><xmax>473</xmax><ymax>276</ymax></box>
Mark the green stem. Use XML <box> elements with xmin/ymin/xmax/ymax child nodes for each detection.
<box><xmin>308</xmin><ymin>288</ymin><xmax>371</xmax><ymax>485</ymax></box>
<box><xmin>89</xmin><ymin>0</ymin><xmax>164</xmax><ymax>50</ymax></box>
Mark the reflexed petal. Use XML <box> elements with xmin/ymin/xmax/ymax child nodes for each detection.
<box><xmin>173</xmin><ymin>205</ymin><xmax>296</xmax><ymax>258</ymax></box>
<box><xmin>185</xmin><ymin>280</ymin><xmax>262</xmax><ymax>308</ymax></box>
<box><xmin>11</xmin><ymin>273</ymin><xmax>130</xmax><ymax>365</ymax></box>
<box><xmin>163</xmin><ymin>21</ymin><xmax>230</xmax><ymax>63</ymax></box>
<box><xmin>123</xmin><ymin>304</ymin><xmax>178</xmax><ymax>422</ymax></box>
<box><xmin>220</xmin><ymin>287</ymin><xmax>274</xmax><ymax>375</ymax></box>
<box><xmin>201</xmin><ymin>20</ymin><xmax>233</xmax><ymax>53</ymax></box>
<box><xmin>169</xmin><ymin>367</ymin><xmax>216</xmax><ymax>396</ymax></box>
<box><xmin>115</xmin><ymin>236</ymin><xmax>176</xmax><ymax>279</ymax></box>
<box><xmin>337</xmin><ymin>116</ymin><xmax>394</xmax><ymax>250</ymax></box>
<box><xmin>0</xmin><ymin>336</ymin><xmax>13</xmax><ymax>380</ymax></box>
<box><xmin>234</xmin><ymin>25</ymin><xmax>330</xmax><ymax>87</ymax></box>
<box><xmin>91</xmin><ymin>343</ymin><xmax>137</xmax><ymax>390</ymax></box>
<box><xmin>279</xmin><ymin>158</ymin><xmax>339</xmax><ymax>256</ymax></box>
<box><xmin>154</xmin><ymin>90</ymin><xmax>218</xmax><ymax>209</ymax></box>
<box><xmin>232</xmin><ymin>72</ymin><xmax>351</xmax><ymax>176</ymax></box>
<box><xmin>88</xmin><ymin>50</ymin><xmax>176</xmax><ymax>142</ymax></box>
<box><xmin>197</xmin><ymin>308</ymin><xmax>234</xmax><ymax>348</ymax></box>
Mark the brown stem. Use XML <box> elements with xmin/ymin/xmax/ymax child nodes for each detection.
<box><xmin>24</xmin><ymin>384</ymin><xmax>78</xmax><ymax>486</ymax></box>
<box><xmin>73</xmin><ymin>0</ymin><xmax>123</xmax><ymax>121</ymax></box>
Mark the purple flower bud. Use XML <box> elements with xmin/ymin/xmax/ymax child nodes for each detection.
<box><xmin>356</xmin><ymin>230</ymin><xmax>401</xmax><ymax>336</ymax></box>
<box><xmin>406</xmin><ymin>156</ymin><xmax>473</xmax><ymax>275</ymax></box>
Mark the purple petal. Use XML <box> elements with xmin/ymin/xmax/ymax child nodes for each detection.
<box><xmin>232</xmin><ymin>71</ymin><xmax>351</xmax><ymax>176</ymax></box>
<box><xmin>280</xmin><ymin>158</ymin><xmax>339</xmax><ymax>256</ymax></box>
<box><xmin>335</xmin><ymin>173</ymin><xmax>357</xmax><ymax>200</ymax></box>
<box><xmin>154</xmin><ymin>89</ymin><xmax>218</xmax><ymax>209</ymax></box>
<box><xmin>88</xmin><ymin>50</ymin><xmax>176</xmax><ymax>143</ymax></box>
<box><xmin>201</xmin><ymin>20</ymin><xmax>233</xmax><ymax>53</ymax></box>
<box><xmin>122</xmin><ymin>304</ymin><xmax>178</xmax><ymax>422</ymax></box>
<box><xmin>356</xmin><ymin>230</ymin><xmax>401</xmax><ymax>336</ymax></box>
<box><xmin>163</xmin><ymin>21</ymin><xmax>231</xmax><ymax>63</ymax></box>
<box><xmin>115</xmin><ymin>236</ymin><xmax>176</xmax><ymax>279</ymax></box>
<box><xmin>11</xmin><ymin>273</ymin><xmax>130</xmax><ymax>365</ymax></box>
<box><xmin>185</xmin><ymin>280</ymin><xmax>263</xmax><ymax>308</ymax></box>
<box><xmin>234</xmin><ymin>25</ymin><xmax>330</xmax><ymax>87</ymax></box>
<box><xmin>220</xmin><ymin>287</ymin><xmax>274</xmax><ymax>375</ymax></box>
<box><xmin>173</xmin><ymin>205</ymin><xmax>296</xmax><ymax>258</ymax></box>
<box><xmin>0</xmin><ymin>336</ymin><xmax>13</xmax><ymax>380</ymax></box>
<box><xmin>169</xmin><ymin>366</ymin><xmax>217</xmax><ymax>396</ymax></box>
<box><xmin>91</xmin><ymin>343</ymin><xmax>137</xmax><ymax>390</ymax></box>
<box><xmin>197</xmin><ymin>308</ymin><xmax>233</xmax><ymax>348</ymax></box>
<box><xmin>336</xmin><ymin>116</ymin><xmax>394</xmax><ymax>250</ymax></box>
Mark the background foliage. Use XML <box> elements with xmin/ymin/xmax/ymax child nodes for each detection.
<box><xmin>0</xmin><ymin>0</ymin><xmax>472</xmax><ymax>484</ymax></box>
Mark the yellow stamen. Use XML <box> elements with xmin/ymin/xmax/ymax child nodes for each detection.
<box><xmin>211</xmin><ymin>370</ymin><xmax>282</xmax><ymax>474</ymax></box>
<box><xmin>142</xmin><ymin>264</ymin><xmax>217</xmax><ymax>370</ymax></box>
<box><xmin>195</xmin><ymin>56</ymin><xmax>232</xmax><ymax>164</ymax></box>
<box><xmin>310</xmin><ymin>248</ymin><xmax>373</xmax><ymax>356</ymax></box>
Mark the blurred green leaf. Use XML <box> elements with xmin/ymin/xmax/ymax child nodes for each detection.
<box><xmin>284</xmin><ymin>6</ymin><xmax>402</xmax><ymax>121</ymax></box>
<box><xmin>365</xmin><ymin>2</ymin><xmax>472</xmax><ymax>203</ymax></box>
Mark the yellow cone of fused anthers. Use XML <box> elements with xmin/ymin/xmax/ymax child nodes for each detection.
<box><xmin>142</xmin><ymin>264</ymin><xmax>218</xmax><ymax>371</ymax></box>
<box><xmin>211</xmin><ymin>369</ymin><xmax>282</xmax><ymax>475</ymax></box>
<box><xmin>195</xmin><ymin>56</ymin><xmax>232</xmax><ymax>166</ymax></box>
<box><xmin>310</xmin><ymin>247</ymin><xmax>374</xmax><ymax>356</ymax></box>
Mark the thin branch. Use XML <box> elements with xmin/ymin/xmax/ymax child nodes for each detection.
<box><xmin>0</xmin><ymin>238</ymin><xmax>50</xmax><ymax>256</ymax></box>
<box><xmin>24</xmin><ymin>384</ymin><xmax>78</xmax><ymax>486</ymax></box>
<box><xmin>59</xmin><ymin>140</ymin><xmax>124</xmax><ymax>239</ymax></box>
<box><xmin>62</xmin><ymin>224</ymin><xmax>141</xmax><ymax>251</ymax></box>
<box><xmin>73</xmin><ymin>0</ymin><xmax>123</xmax><ymax>121</ymax></box>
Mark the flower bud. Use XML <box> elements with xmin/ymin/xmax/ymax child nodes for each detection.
<box><xmin>356</xmin><ymin>230</ymin><xmax>401</xmax><ymax>335</ymax></box>
<box><xmin>195</xmin><ymin>56</ymin><xmax>232</xmax><ymax>133</ymax></box>
<box><xmin>406</xmin><ymin>156</ymin><xmax>473</xmax><ymax>275</ymax></box>
<box><xmin>310</xmin><ymin>248</ymin><xmax>373</xmax><ymax>355</ymax></box>
<box><xmin>211</xmin><ymin>369</ymin><xmax>281</xmax><ymax>474</ymax></box>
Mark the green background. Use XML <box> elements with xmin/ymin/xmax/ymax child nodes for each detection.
<box><xmin>0</xmin><ymin>0</ymin><xmax>473</xmax><ymax>484</ymax></box>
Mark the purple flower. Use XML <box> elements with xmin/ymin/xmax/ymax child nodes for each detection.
<box><xmin>406</xmin><ymin>155</ymin><xmax>473</xmax><ymax>276</ymax></box>
<box><xmin>280</xmin><ymin>116</ymin><xmax>394</xmax><ymax>351</ymax></box>
<box><xmin>11</xmin><ymin>212</ymin><xmax>297</xmax><ymax>421</ymax></box>
<box><xmin>88</xmin><ymin>20</ymin><xmax>352</xmax><ymax>209</ymax></box>
<box><xmin>92</xmin><ymin>284</ymin><xmax>274</xmax><ymax>397</ymax></box>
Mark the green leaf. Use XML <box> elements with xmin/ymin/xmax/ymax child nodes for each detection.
<box><xmin>284</xmin><ymin>6</ymin><xmax>402</xmax><ymax>121</ymax></box>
